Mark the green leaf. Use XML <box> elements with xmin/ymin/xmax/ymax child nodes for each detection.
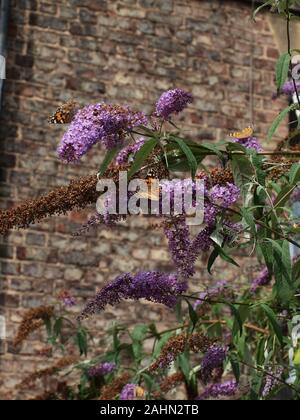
<box><xmin>229</xmin><ymin>353</ymin><xmax>240</xmax><ymax>383</ymax></box>
<box><xmin>200</xmin><ymin>142</ymin><xmax>224</xmax><ymax>161</ymax></box>
<box><xmin>212</xmin><ymin>241</ymin><xmax>240</xmax><ymax>269</ymax></box>
<box><xmin>274</xmin><ymin>184</ymin><xmax>297</xmax><ymax>208</ymax></box>
<box><xmin>226</xmin><ymin>302</ymin><xmax>243</xmax><ymax>337</ymax></box>
<box><xmin>170</xmin><ymin>136</ymin><xmax>198</xmax><ymax>179</ymax></box>
<box><xmin>260</xmin><ymin>304</ymin><xmax>284</xmax><ymax>347</ymax></box>
<box><xmin>53</xmin><ymin>317</ymin><xmax>63</xmax><ymax>339</ymax></box>
<box><xmin>178</xmin><ymin>350</ymin><xmax>190</xmax><ymax>381</ymax></box>
<box><xmin>186</xmin><ymin>300</ymin><xmax>199</xmax><ymax>330</ymax></box>
<box><xmin>130</xmin><ymin>324</ymin><xmax>149</xmax><ymax>342</ymax></box>
<box><xmin>256</xmin><ymin>337</ymin><xmax>267</xmax><ymax>366</ymax></box>
<box><xmin>275</xmin><ymin>53</ymin><xmax>291</xmax><ymax>90</ymax></box>
<box><xmin>265</xmin><ymin>239</ymin><xmax>293</xmax><ymax>302</ymax></box>
<box><xmin>268</xmin><ymin>104</ymin><xmax>297</xmax><ymax>141</ymax></box>
<box><xmin>289</xmin><ymin>163</ymin><xmax>300</xmax><ymax>185</ymax></box>
<box><xmin>259</xmin><ymin>242</ymin><xmax>273</xmax><ymax>274</ymax></box>
<box><xmin>98</xmin><ymin>147</ymin><xmax>120</xmax><ymax>176</ymax></box>
<box><xmin>207</xmin><ymin>246</ymin><xmax>220</xmax><ymax>275</ymax></box>
<box><xmin>241</xmin><ymin>207</ymin><xmax>256</xmax><ymax>236</ymax></box>
<box><xmin>152</xmin><ymin>332</ymin><xmax>173</xmax><ymax>359</ymax></box>
<box><xmin>127</xmin><ymin>138</ymin><xmax>158</xmax><ymax>178</ymax></box>
<box><xmin>112</xmin><ymin>325</ymin><xmax>121</xmax><ymax>353</ymax></box>
<box><xmin>227</xmin><ymin>143</ymin><xmax>254</xmax><ymax>192</ymax></box>
<box><xmin>76</xmin><ymin>328</ymin><xmax>88</xmax><ymax>356</ymax></box>
<box><xmin>292</xmin><ymin>257</ymin><xmax>300</xmax><ymax>282</ymax></box>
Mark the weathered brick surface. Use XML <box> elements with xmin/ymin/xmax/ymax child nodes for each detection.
<box><xmin>0</xmin><ymin>0</ymin><xmax>289</xmax><ymax>398</ymax></box>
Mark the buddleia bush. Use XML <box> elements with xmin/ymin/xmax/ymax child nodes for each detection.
<box><xmin>4</xmin><ymin>0</ymin><xmax>300</xmax><ymax>400</ymax></box>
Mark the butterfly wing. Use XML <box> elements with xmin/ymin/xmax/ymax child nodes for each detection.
<box><xmin>229</xmin><ymin>126</ymin><xmax>253</xmax><ymax>139</ymax></box>
<box><xmin>48</xmin><ymin>100</ymin><xmax>79</xmax><ymax>124</ymax></box>
<box><xmin>137</xmin><ymin>178</ymin><xmax>160</xmax><ymax>201</ymax></box>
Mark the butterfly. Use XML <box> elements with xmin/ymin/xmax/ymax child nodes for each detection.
<box><xmin>229</xmin><ymin>126</ymin><xmax>253</xmax><ymax>139</ymax></box>
<box><xmin>48</xmin><ymin>100</ymin><xmax>79</xmax><ymax>124</ymax></box>
<box><xmin>137</xmin><ymin>178</ymin><xmax>160</xmax><ymax>201</ymax></box>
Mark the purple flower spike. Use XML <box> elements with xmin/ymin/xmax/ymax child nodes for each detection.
<box><xmin>163</xmin><ymin>216</ymin><xmax>195</xmax><ymax>279</ymax></box>
<box><xmin>201</xmin><ymin>345</ymin><xmax>227</xmax><ymax>384</ymax></box>
<box><xmin>58</xmin><ymin>103</ymin><xmax>148</xmax><ymax>162</ymax></box>
<box><xmin>250</xmin><ymin>267</ymin><xmax>272</xmax><ymax>294</ymax></box>
<box><xmin>119</xmin><ymin>384</ymin><xmax>137</xmax><ymax>400</ymax></box>
<box><xmin>281</xmin><ymin>80</ymin><xmax>300</xmax><ymax>96</ymax></box>
<box><xmin>262</xmin><ymin>367</ymin><xmax>283</xmax><ymax>398</ymax></box>
<box><xmin>197</xmin><ymin>381</ymin><xmax>238</xmax><ymax>400</ymax></box>
<box><xmin>88</xmin><ymin>362</ymin><xmax>116</xmax><ymax>378</ymax></box>
<box><xmin>209</xmin><ymin>183</ymin><xmax>240</xmax><ymax>208</ymax></box>
<box><xmin>232</xmin><ymin>136</ymin><xmax>262</xmax><ymax>152</ymax></box>
<box><xmin>79</xmin><ymin>271</ymin><xmax>187</xmax><ymax>320</ymax></box>
<box><xmin>156</xmin><ymin>88</ymin><xmax>193</xmax><ymax>119</ymax></box>
<box><xmin>116</xmin><ymin>137</ymin><xmax>145</xmax><ymax>165</ymax></box>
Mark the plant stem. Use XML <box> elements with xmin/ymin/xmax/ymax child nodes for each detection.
<box><xmin>181</xmin><ymin>294</ymin><xmax>251</xmax><ymax>306</ymax></box>
<box><xmin>144</xmin><ymin>319</ymin><xmax>268</xmax><ymax>341</ymax></box>
<box><xmin>198</xmin><ymin>319</ymin><xmax>269</xmax><ymax>335</ymax></box>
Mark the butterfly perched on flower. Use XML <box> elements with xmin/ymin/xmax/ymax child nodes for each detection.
<box><xmin>137</xmin><ymin>178</ymin><xmax>160</xmax><ymax>201</ymax></box>
<box><xmin>229</xmin><ymin>126</ymin><xmax>253</xmax><ymax>139</ymax></box>
<box><xmin>48</xmin><ymin>100</ymin><xmax>79</xmax><ymax>124</ymax></box>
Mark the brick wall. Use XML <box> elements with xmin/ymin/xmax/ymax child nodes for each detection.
<box><xmin>0</xmin><ymin>0</ymin><xmax>289</xmax><ymax>398</ymax></box>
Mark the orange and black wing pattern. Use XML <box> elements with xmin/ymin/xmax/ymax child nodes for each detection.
<box><xmin>48</xmin><ymin>100</ymin><xmax>79</xmax><ymax>124</ymax></box>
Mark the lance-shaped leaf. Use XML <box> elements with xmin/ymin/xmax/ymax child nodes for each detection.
<box><xmin>127</xmin><ymin>138</ymin><xmax>158</xmax><ymax>178</ymax></box>
<box><xmin>260</xmin><ymin>304</ymin><xmax>284</xmax><ymax>347</ymax></box>
<box><xmin>170</xmin><ymin>136</ymin><xmax>198</xmax><ymax>179</ymax></box>
<box><xmin>268</xmin><ymin>104</ymin><xmax>297</xmax><ymax>141</ymax></box>
<box><xmin>276</xmin><ymin>53</ymin><xmax>291</xmax><ymax>90</ymax></box>
<box><xmin>98</xmin><ymin>147</ymin><xmax>120</xmax><ymax>176</ymax></box>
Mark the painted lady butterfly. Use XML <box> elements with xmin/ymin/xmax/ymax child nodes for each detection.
<box><xmin>229</xmin><ymin>126</ymin><xmax>254</xmax><ymax>139</ymax></box>
<box><xmin>48</xmin><ymin>100</ymin><xmax>79</xmax><ymax>124</ymax></box>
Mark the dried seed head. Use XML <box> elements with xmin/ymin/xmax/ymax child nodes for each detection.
<box><xmin>99</xmin><ymin>372</ymin><xmax>131</xmax><ymax>400</ymax></box>
<box><xmin>13</xmin><ymin>306</ymin><xmax>54</xmax><ymax>347</ymax></box>
<box><xmin>18</xmin><ymin>356</ymin><xmax>78</xmax><ymax>389</ymax></box>
<box><xmin>149</xmin><ymin>332</ymin><xmax>216</xmax><ymax>372</ymax></box>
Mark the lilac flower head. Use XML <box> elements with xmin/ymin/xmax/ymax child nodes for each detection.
<box><xmin>79</xmin><ymin>271</ymin><xmax>187</xmax><ymax>320</ymax></box>
<box><xmin>201</xmin><ymin>345</ymin><xmax>227</xmax><ymax>384</ymax></box>
<box><xmin>163</xmin><ymin>216</ymin><xmax>194</xmax><ymax>279</ymax></box>
<box><xmin>197</xmin><ymin>381</ymin><xmax>238</xmax><ymax>400</ymax></box>
<box><xmin>262</xmin><ymin>367</ymin><xmax>283</xmax><ymax>398</ymax></box>
<box><xmin>209</xmin><ymin>183</ymin><xmax>240</xmax><ymax>208</ymax></box>
<box><xmin>156</xmin><ymin>88</ymin><xmax>193</xmax><ymax>119</ymax></box>
<box><xmin>116</xmin><ymin>137</ymin><xmax>145</xmax><ymax>166</ymax></box>
<box><xmin>250</xmin><ymin>267</ymin><xmax>272</xmax><ymax>294</ymax></box>
<box><xmin>203</xmin><ymin>202</ymin><xmax>219</xmax><ymax>226</ymax></box>
<box><xmin>159</xmin><ymin>178</ymin><xmax>205</xmax><ymax>217</ymax></box>
<box><xmin>281</xmin><ymin>80</ymin><xmax>300</xmax><ymax>96</ymax></box>
<box><xmin>88</xmin><ymin>362</ymin><xmax>116</xmax><ymax>378</ymax></box>
<box><xmin>120</xmin><ymin>384</ymin><xmax>140</xmax><ymax>400</ymax></box>
<box><xmin>232</xmin><ymin>136</ymin><xmax>262</xmax><ymax>152</ymax></box>
<box><xmin>58</xmin><ymin>103</ymin><xmax>148</xmax><ymax>162</ymax></box>
<box><xmin>190</xmin><ymin>226</ymin><xmax>213</xmax><ymax>257</ymax></box>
